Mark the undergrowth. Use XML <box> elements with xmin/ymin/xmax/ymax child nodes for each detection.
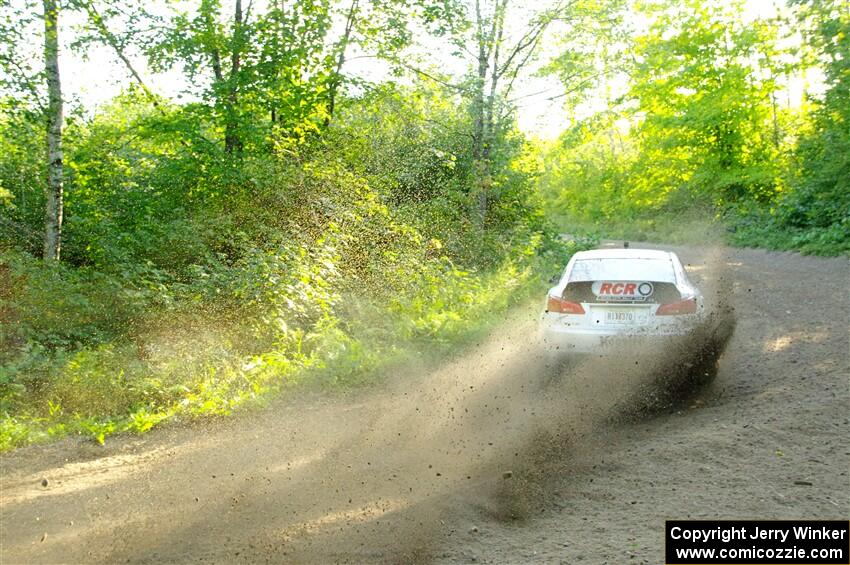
<box><xmin>0</xmin><ymin>237</ymin><xmax>592</xmax><ymax>451</ymax></box>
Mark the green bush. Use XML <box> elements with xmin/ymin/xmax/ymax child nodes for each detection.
<box><xmin>0</xmin><ymin>83</ymin><xmax>577</xmax><ymax>450</ymax></box>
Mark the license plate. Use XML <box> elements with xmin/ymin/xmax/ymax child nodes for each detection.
<box><xmin>600</xmin><ymin>308</ymin><xmax>649</xmax><ymax>325</ymax></box>
<box><xmin>605</xmin><ymin>310</ymin><xmax>637</xmax><ymax>324</ymax></box>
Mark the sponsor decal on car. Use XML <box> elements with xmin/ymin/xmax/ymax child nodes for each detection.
<box><xmin>591</xmin><ymin>281</ymin><xmax>654</xmax><ymax>301</ymax></box>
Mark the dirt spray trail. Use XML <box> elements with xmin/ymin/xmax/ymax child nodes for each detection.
<box><xmin>435</xmin><ymin>243</ymin><xmax>849</xmax><ymax>563</ymax></box>
<box><xmin>2</xmin><ymin>243</ymin><xmax>847</xmax><ymax>564</ymax></box>
<box><xmin>1</xmin><ymin>308</ymin><xmax>658</xmax><ymax>564</ymax></box>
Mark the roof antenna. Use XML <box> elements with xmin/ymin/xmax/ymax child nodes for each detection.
<box><xmin>624</xmin><ymin>241</ymin><xmax>630</xmax><ymax>248</ymax></box>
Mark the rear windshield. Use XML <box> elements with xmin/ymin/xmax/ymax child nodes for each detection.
<box><xmin>568</xmin><ymin>258</ymin><xmax>676</xmax><ymax>283</ymax></box>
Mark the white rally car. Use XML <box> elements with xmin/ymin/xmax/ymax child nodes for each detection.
<box><xmin>541</xmin><ymin>248</ymin><xmax>707</xmax><ymax>356</ymax></box>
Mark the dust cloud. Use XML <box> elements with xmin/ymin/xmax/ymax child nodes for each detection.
<box><xmin>0</xmin><ymin>245</ymin><xmax>735</xmax><ymax>564</ymax></box>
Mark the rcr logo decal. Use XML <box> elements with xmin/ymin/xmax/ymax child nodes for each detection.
<box><xmin>591</xmin><ymin>281</ymin><xmax>654</xmax><ymax>298</ymax></box>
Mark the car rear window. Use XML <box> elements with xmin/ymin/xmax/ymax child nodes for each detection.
<box><xmin>568</xmin><ymin>258</ymin><xmax>676</xmax><ymax>283</ymax></box>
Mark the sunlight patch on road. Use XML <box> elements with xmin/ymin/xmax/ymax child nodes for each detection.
<box><xmin>764</xmin><ymin>335</ymin><xmax>793</xmax><ymax>352</ymax></box>
<box><xmin>277</xmin><ymin>498</ymin><xmax>410</xmax><ymax>541</ymax></box>
<box><xmin>0</xmin><ymin>443</ymin><xmax>204</xmax><ymax>506</ymax></box>
<box><xmin>762</xmin><ymin>330</ymin><xmax>828</xmax><ymax>354</ymax></box>
<box><xmin>264</xmin><ymin>449</ymin><xmax>328</xmax><ymax>476</ymax></box>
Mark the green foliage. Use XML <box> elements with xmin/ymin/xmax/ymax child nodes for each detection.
<box><xmin>773</xmin><ymin>0</ymin><xmax>850</xmax><ymax>251</ymax></box>
<box><xmin>540</xmin><ymin>0</ymin><xmax>848</xmax><ymax>256</ymax></box>
<box><xmin>627</xmin><ymin>0</ymin><xmax>787</xmax><ymax>207</ymax></box>
<box><xmin>0</xmin><ymin>73</ymin><xmax>571</xmax><ymax>450</ymax></box>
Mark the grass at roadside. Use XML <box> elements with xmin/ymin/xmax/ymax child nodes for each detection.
<box><xmin>0</xmin><ymin>236</ymin><xmax>594</xmax><ymax>452</ymax></box>
<box><xmin>724</xmin><ymin>213</ymin><xmax>850</xmax><ymax>256</ymax></box>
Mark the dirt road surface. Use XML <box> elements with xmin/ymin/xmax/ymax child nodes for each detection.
<box><xmin>2</xmin><ymin>243</ymin><xmax>848</xmax><ymax>564</ymax></box>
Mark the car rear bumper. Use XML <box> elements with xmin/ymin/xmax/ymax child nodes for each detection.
<box><xmin>540</xmin><ymin>316</ymin><xmax>698</xmax><ymax>355</ymax></box>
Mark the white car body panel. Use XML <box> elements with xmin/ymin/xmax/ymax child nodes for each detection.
<box><xmin>540</xmin><ymin>248</ymin><xmax>706</xmax><ymax>355</ymax></box>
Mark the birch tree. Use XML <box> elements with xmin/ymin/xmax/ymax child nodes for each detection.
<box><xmin>42</xmin><ymin>0</ymin><xmax>63</xmax><ymax>261</ymax></box>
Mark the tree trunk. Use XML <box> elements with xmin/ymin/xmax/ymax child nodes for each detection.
<box><xmin>471</xmin><ymin>0</ymin><xmax>487</xmax><ymax>165</ymax></box>
<box><xmin>472</xmin><ymin>0</ymin><xmax>496</xmax><ymax>230</ymax></box>
<box><xmin>324</xmin><ymin>0</ymin><xmax>358</xmax><ymax>128</ymax></box>
<box><xmin>200</xmin><ymin>0</ymin><xmax>224</xmax><ymax>84</ymax></box>
<box><xmin>224</xmin><ymin>0</ymin><xmax>243</xmax><ymax>154</ymax></box>
<box><xmin>483</xmin><ymin>0</ymin><xmax>505</xmax><ymax>164</ymax></box>
<box><xmin>43</xmin><ymin>0</ymin><xmax>63</xmax><ymax>261</ymax></box>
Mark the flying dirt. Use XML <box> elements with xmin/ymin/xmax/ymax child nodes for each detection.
<box><xmin>1</xmin><ymin>242</ymin><xmax>847</xmax><ymax>564</ymax></box>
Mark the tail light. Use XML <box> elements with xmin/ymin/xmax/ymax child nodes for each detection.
<box><xmin>547</xmin><ymin>295</ymin><xmax>585</xmax><ymax>314</ymax></box>
<box><xmin>656</xmin><ymin>297</ymin><xmax>697</xmax><ymax>315</ymax></box>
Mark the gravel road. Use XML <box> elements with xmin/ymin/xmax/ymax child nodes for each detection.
<box><xmin>1</xmin><ymin>243</ymin><xmax>847</xmax><ymax>564</ymax></box>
